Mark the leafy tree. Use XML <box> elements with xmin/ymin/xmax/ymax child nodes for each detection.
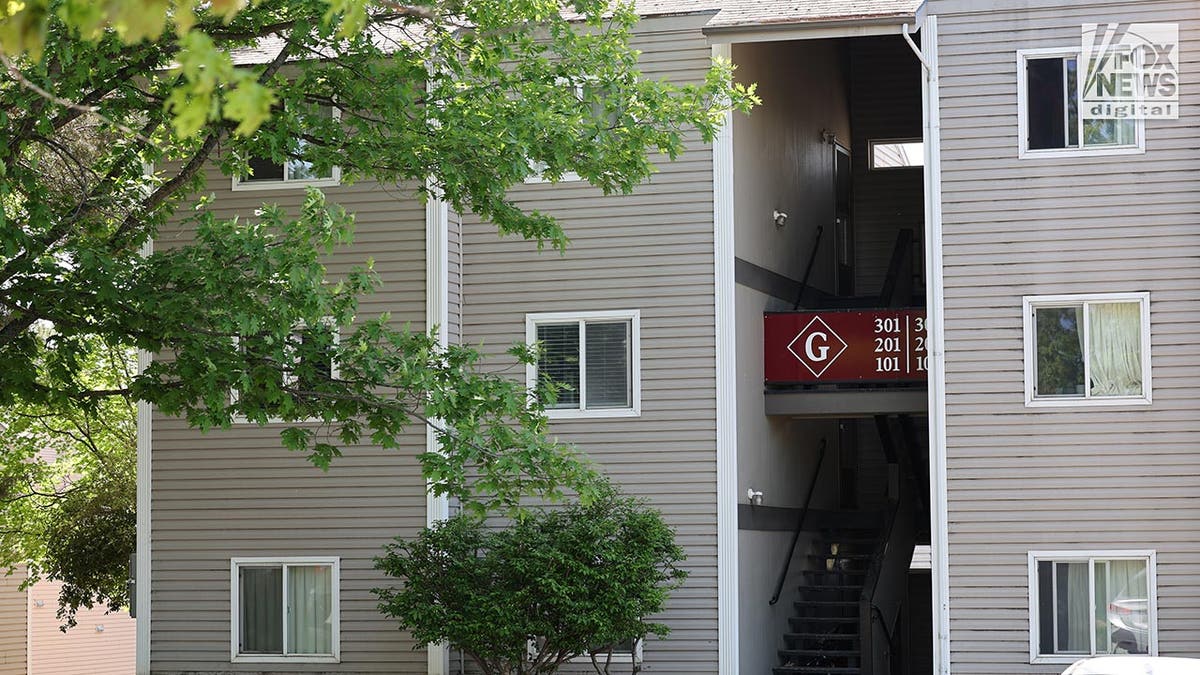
<box><xmin>0</xmin><ymin>336</ymin><xmax>136</xmax><ymax>629</ymax></box>
<box><xmin>373</xmin><ymin>487</ymin><xmax>688</xmax><ymax>675</ymax></box>
<box><xmin>0</xmin><ymin>0</ymin><xmax>756</xmax><ymax>515</ymax></box>
<box><xmin>1</xmin><ymin>0</ymin><xmax>755</xmax><ymax>623</ymax></box>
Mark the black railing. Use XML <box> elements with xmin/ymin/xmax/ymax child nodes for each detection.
<box><xmin>769</xmin><ymin>439</ymin><xmax>827</xmax><ymax>605</ymax></box>
<box><xmin>859</xmin><ymin>420</ymin><xmax>918</xmax><ymax>675</ymax></box>
<box><xmin>792</xmin><ymin>226</ymin><xmax>824</xmax><ymax>311</ymax></box>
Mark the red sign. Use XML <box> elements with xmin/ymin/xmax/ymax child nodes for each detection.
<box><xmin>764</xmin><ymin>310</ymin><xmax>928</xmax><ymax>384</ymax></box>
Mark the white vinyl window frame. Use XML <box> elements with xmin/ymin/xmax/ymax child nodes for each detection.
<box><xmin>1027</xmin><ymin>550</ymin><xmax>1158</xmax><ymax>665</ymax></box>
<box><xmin>231</xmin><ymin>317</ymin><xmax>340</xmax><ymax>424</ymax></box>
<box><xmin>525</xmin><ymin>309</ymin><xmax>641</xmax><ymax>419</ymax></box>
<box><xmin>1022</xmin><ymin>292</ymin><xmax>1151</xmax><ymax>408</ymax></box>
<box><xmin>230</xmin><ymin>556</ymin><xmax>341</xmax><ymax>664</ymax></box>
<box><xmin>1016</xmin><ymin>47</ymin><xmax>1146</xmax><ymax>159</ymax></box>
<box><xmin>231</xmin><ymin>106</ymin><xmax>343</xmax><ymax>191</ymax></box>
<box><xmin>523</xmin><ymin>77</ymin><xmax>592</xmax><ymax>184</ymax></box>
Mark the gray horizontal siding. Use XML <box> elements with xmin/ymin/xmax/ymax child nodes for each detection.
<box><xmin>151</xmin><ymin>161</ymin><xmax>429</xmax><ymax>674</ymax></box>
<box><xmin>930</xmin><ymin>1</ymin><xmax>1200</xmax><ymax>673</ymax></box>
<box><xmin>460</xmin><ymin>14</ymin><xmax>719</xmax><ymax>674</ymax></box>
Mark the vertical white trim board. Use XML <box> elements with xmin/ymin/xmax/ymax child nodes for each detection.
<box><xmin>135</xmin><ymin>238</ymin><xmax>154</xmax><ymax>675</ymax></box>
<box><xmin>424</xmin><ymin>180</ymin><xmax>451</xmax><ymax>675</ymax></box>
<box><xmin>912</xmin><ymin>14</ymin><xmax>951</xmax><ymax>675</ymax></box>
<box><xmin>711</xmin><ymin>42</ymin><xmax>739</xmax><ymax>675</ymax></box>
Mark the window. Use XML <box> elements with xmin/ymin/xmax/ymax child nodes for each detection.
<box><xmin>526</xmin><ymin>310</ymin><xmax>640</xmax><ymax>418</ymax></box>
<box><xmin>522</xmin><ymin>76</ymin><xmax>622</xmax><ymax>184</ymax></box>
<box><xmin>1018</xmin><ymin>49</ymin><xmax>1142</xmax><ymax>157</ymax></box>
<box><xmin>869</xmin><ymin>139</ymin><xmax>924</xmax><ymax>169</ymax></box>
<box><xmin>232</xmin><ymin>104</ymin><xmax>341</xmax><ymax>190</ymax></box>
<box><xmin>231</xmin><ymin>318</ymin><xmax>340</xmax><ymax>423</ymax></box>
<box><xmin>1028</xmin><ymin>551</ymin><xmax>1157</xmax><ymax>664</ymax></box>
<box><xmin>1023</xmin><ymin>293</ymin><xmax>1150</xmax><ymax>406</ymax></box>
<box><xmin>231</xmin><ymin>557</ymin><xmax>339</xmax><ymax>663</ymax></box>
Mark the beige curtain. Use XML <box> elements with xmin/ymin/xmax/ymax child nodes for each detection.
<box><xmin>1088</xmin><ymin>302</ymin><xmax>1142</xmax><ymax>396</ymax></box>
<box><xmin>1064</xmin><ymin>562</ymin><xmax>1091</xmax><ymax>652</ymax></box>
<box><xmin>287</xmin><ymin>565</ymin><xmax>334</xmax><ymax>655</ymax></box>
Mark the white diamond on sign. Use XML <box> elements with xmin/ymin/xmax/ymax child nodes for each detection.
<box><xmin>786</xmin><ymin>317</ymin><xmax>849</xmax><ymax>378</ymax></box>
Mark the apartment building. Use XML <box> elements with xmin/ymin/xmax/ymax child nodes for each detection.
<box><xmin>0</xmin><ymin>572</ymin><xmax>135</xmax><ymax>675</ymax></box>
<box><xmin>138</xmin><ymin>1</ymin><xmax>1200</xmax><ymax>674</ymax></box>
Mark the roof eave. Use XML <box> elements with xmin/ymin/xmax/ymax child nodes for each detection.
<box><xmin>703</xmin><ymin>14</ymin><xmax>920</xmax><ymax>43</ymax></box>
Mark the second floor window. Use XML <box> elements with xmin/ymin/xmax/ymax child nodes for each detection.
<box><xmin>1018</xmin><ymin>49</ymin><xmax>1140</xmax><ymax>156</ymax></box>
<box><xmin>1023</xmin><ymin>293</ymin><xmax>1150</xmax><ymax>406</ymax></box>
<box><xmin>526</xmin><ymin>310</ymin><xmax>640</xmax><ymax>418</ymax></box>
<box><xmin>235</xmin><ymin>104</ymin><xmax>340</xmax><ymax>189</ymax></box>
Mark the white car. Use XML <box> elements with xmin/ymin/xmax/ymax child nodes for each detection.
<box><xmin>1062</xmin><ymin>656</ymin><xmax>1200</xmax><ymax>674</ymax></box>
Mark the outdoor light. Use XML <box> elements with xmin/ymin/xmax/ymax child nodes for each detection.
<box><xmin>773</xmin><ymin>210</ymin><xmax>789</xmax><ymax>228</ymax></box>
<box><xmin>746</xmin><ymin>488</ymin><xmax>764</xmax><ymax>506</ymax></box>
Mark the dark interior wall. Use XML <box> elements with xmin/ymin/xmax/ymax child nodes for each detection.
<box><xmin>848</xmin><ymin>36</ymin><xmax>925</xmax><ymax>299</ymax></box>
<box><xmin>907</xmin><ymin>572</ymin><xmax>934</xmax><ymax>675</ymax></box>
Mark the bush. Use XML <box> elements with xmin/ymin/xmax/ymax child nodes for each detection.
<box><xmin>374</xmin><ymin>489</ymin><xmax>687</xmax><ymax>675</ymax></box>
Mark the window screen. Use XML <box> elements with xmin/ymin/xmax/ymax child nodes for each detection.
<box><xmin>1031</xmin><ymin>299</ymin><xmax>1144</xmax><ymax>401</ymax></box>
<box><xmin>240</xmin><ymin>566</ymin><xmax>284</xmax><ymax>654</ymax></box>
<box><xmin>1024</xmin><ymin>54</ymin><xmax>1136</xmax><ymax>152</ymax></box>
<box><xmin>533</xmin><ymin>316</ymin><xmax>635</xmax><ymax>413</ymax></box>
<box><xmin>584</xmin><ymin>321</ymin><xmax>631</xmax><ymax>409</ymax></box>
<box><xmin>237</xmin><ymin>563</ymin><xmax>335</xmax><ymax>658</ymax></box>
<box><xmin>536</xmin><ymin>322</ymin><xmax>581</xmax><ymax>408</ymax></box>
<box><xmin>1034</xmin><ymin>556</ymin><xmax>1151</xmax><ymax>657</ymax></box>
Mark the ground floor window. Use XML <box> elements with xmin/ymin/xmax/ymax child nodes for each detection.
<box><xmin>231</xmin><ymin>557</ymin><xmax>339</xmax><ymax>663</ymax></box>
<box><xmin>1029</xmin><ymin>551</ymin><xmax>1156</xmax><ymax>663</ymax></box>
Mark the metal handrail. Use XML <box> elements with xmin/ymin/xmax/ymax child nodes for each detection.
<box><xmin>769</xmin><ymin>439</ymin><xmax>827</xmax><ymax>605</ymax></box>
<box><xmin>792</xmin><ymin>226</ymin><xmax>824</xmax><ymax>310</ymax></box>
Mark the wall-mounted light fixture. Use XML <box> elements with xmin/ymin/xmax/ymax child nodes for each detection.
<box><xmin>772</xmin><ymin>210</ymin><xmax>789</xmax><ymax>228</ymax></box>
<box><xmin>746</xmin><ymin>487</ymin><xmax>764</xmax><ymax>506</ymax></box>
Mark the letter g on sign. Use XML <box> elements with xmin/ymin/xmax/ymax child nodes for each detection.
<box><xmin>805</xmin><ymin>332</ymin><xmax>830</xmax><ymax>362</ymax></box>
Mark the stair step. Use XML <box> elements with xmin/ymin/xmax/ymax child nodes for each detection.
<box><xmin>778</xmin><ymin>648</ymin><xmax>860</xmax><ymax>659</ymax></box>
<box><xmin>789</xmin><ymin>616</ymin><xmax>858</xmax><ymax>625</ymax></box>
<box><xmin>800</xmin><ymin>584</ymin><xmax>863</xmax><ymax>592</ymax></box>
<box><xmin>808</xmin><ymin>553</ymin><xmax>874</xmax><ymax>561</ymax></box>
<box><xmin>806</xmin><ymin>566</ymin><xmax>864</xmax><ymax>578</ymax></box>
<box><xmin>772</xmin><ymin>662</ymin><xmax>859</xmax><ymax>667</ymax></box>
<box><xmin>783</xmin><ymin>631</ymin><xmax>861</xmax><ymax>644</ymax></box>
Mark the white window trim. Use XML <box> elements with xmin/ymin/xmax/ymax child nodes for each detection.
<box><xmin>522</xmin><ymin>167</ymin><xmax>582</xmax><ymax>185</ymax></box>
<box><xmin>1022</xmin><ymin>292</ymin><xmax>1151</xmax><ymax>408</ymax></box>
<box><xmin>1027</xmin><ymin>550</ymin><xmax>1158</xmax><ymax>665</ymax></box>
<box><xmin>231</xmin><ymin>107</ymin><xmax>343</xmax><ymax>191</ymax></box>
<box><xmin>525</xmin><ymin>309</ymin><xmax>641</xmax><ymax>419</ymax></box>
<box><xmin>1016</xmin><ymin>47</ymin><xmax>1146</xmax><ymax>159</ymax></box>
<box><xmin>231</xmin><ymin>317</ymin><xmax>340</xmax><ymax>424</ymax></box>
<box><xmin>523</xmin><ymin>77</ymin><xmax>589</xmax><ymax>184</ymax></box>
<box><xmin>229</xmin><ymin>556</ymin><xmax>341</xmax><ymax>664</ymax></box>
<box><xmin>868</xmin><ymin>137</ymin><xmax>924</xmax><ymax>170</ymax></box>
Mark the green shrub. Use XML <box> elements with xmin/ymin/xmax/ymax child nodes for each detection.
<box><xmin>374</xmin><ymin>488</ymin><xmax>687</xmax><ymax>674</ymax></box>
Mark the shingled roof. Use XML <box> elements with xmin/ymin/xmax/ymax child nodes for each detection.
<box><xmin>230</xmin><ymin>1</ymin><xmax>923</xmax><ymax>66</ymax></box>
<box><xmin>703</xmin><ymin>0</ymin><xmax>923</xmax><ymax>30</ymax></box>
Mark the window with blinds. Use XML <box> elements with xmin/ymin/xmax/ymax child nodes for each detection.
<box><xmin>529</xmin><ymin>311</ymin><xmax>639</xmax><ymax>417</ymax></box>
